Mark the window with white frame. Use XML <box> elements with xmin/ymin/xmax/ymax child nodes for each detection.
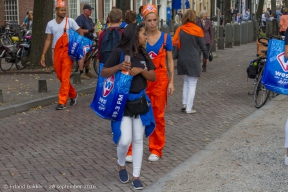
<box><xmin>89</xmin><ymin>1</ymin><xmax>96</xmax><ymax>23</ymax></box>
<box><xmin>69</xmin><ymin>0</ymin><xmax>78</xmax><ymax>19</ymax></box>
<box><xmin>103</xmin><ymin>0</ymin><xmax>111</xmax><ymax>23</ymax></box>
<box><xmin>4</xmin><ymin>0</ymin><xmax>18</xmax><ymax>23</ymax></box>
<box><xmin>136</xmin><ymin>0</ymin><xmax>142</xmax><ymax>12</ymax></box>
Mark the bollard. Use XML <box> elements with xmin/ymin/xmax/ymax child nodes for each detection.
<box><xmin>72</xmin><ymin>72</ymin><xmax>81</xmax><ymax>84</ymax></box>
<box><xmin>225</xmin><ymin>23</ymin><xmax>233</xmax><ymax>48</ymax></box>
<box><xmin>217</xmin><ymin>26</ymin><xmax>224</xmax><ymax>49</ymax></box>
<box><xmin>211</xmin><ymin>27</ymin><xmax>217</xmax><ymax>52</ymax></box>
<box><xmin>160</xmin><ymin>19</ymin><xmax>164</xmax><ymax>29</ymax></box>
<box><xmin>233</xmin><ymin>23</ymin><xmax>241</xmax><ymax>46</ymax></box>
<box><xmin>254</xmin><ymin>20</ymin><xmax>259</xmax><ymax>41</ymax></box>
<box><xmin>266</xmin><ymin>20</ymin><xmax>272</xmax><ymax>38</ymax></box>
<box><xmin>0</xmin><ymin>89</ymin><xmax>3</xmax><ymax>103</ymax></box>
<box><xmin>247</xmin><ymin>21</ymin><xmax>253</xmax><ymax>43</ymax></box>
<box><xmin>160</xmin><ymin>24</ymin><xmax>170</xmax><ymax>33</ymax></box>
<box><xmin>272</xmin><ymin>19</ymin><xmax>279</xmax><ymax>36</ymax></box>
<box><xmin>240</xmin><ymin>21</ymin><xmax>247</xmax><ymax>44</ymax></box>
<box><xmin>38</xmin><ymin>79</ymin><xmax>48</xmax><ymax>93</ymax></box>
<box><xmin>170</xmin><ymin>19</ymin><xmax>175</xmax><ymax>32</ymax></box>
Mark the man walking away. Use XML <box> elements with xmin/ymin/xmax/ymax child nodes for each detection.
<box><xmin>76</xmin><ymin>4</ymin><xmax>97</xmax><ymax>80</ymax></box>
<box><xmin>98</xmin><ymin>8</ymin><xmax>124</xmax><ymax>64</ymax></box>
<box><xmin>40</xmin><ymin>0</ymin><xmax>83</xmax><ymax>110</ymax></box>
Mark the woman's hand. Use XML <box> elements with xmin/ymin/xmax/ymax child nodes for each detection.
<box><xmin>119</xmin><ymin>61</ymin><xmax>131</xmax><ymax>71</ymax></box>
<box><xmin>129</xmin><ymin>67</ymin><xmax>144</xmax><ymax>76</ymax></box>
<box><xmin>204</xmin><ymin>59</ymin><xmax>209</xmax><ymax>65</ymax></box>
<box><xmin>167</xmin><ymin>82</ymin><xmax>174</xmax><ymax>96</ymax></box>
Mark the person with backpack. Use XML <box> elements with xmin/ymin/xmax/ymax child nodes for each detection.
<box><xmin>98</xmin><ymin>8</ymin><xmax>124</xmax><ymax>64</ymax></box>
<box><xmin>101</xmin><ymin>23</ymin><xmax>156</xmax><ymax>190</ymax></box>
<box><xmin>75</xmin><ymin>4</ymin><xmax>97</xmax><ymax>80</ymax></box>
<box><xmin>125</xmin><ymin>4</ymin><xmax>175</xmax><ymax>163</ymax></box>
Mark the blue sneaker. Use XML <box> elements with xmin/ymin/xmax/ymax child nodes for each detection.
<box><xmin>132</xmin><ymin>179</ymin><xmax>143</xmax><ymax>190</ymax></box>
<box><xmin>119</xmin><ymin>169</ymin><xmax>129</xmax><ymax>183</ymax></box>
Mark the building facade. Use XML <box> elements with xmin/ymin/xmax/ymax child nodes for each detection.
<box><xmin>5</xmin><ymin>0</ymin><xmax>276</xmax><ymax>27</ymax></box>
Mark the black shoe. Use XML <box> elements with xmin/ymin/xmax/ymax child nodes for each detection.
<box><xmin>202</xmin><ymin>68</ymin><xmax>206</xmax><ymax>72</ymax></box>
<box><xmin>70</xmin><ymin>93</ymin><xmax>78</xmax><ymax>106</ymax></box>
<box><xmin>55</xmin><ymin>104</ymin><xmax>66</xmax><ymax>110</ymax></box>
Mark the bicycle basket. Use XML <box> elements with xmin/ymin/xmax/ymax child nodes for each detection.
<box><xmin>5</xmin><ymin>45</ymin><xmax>17</xmax><ymax>53</ymax></box>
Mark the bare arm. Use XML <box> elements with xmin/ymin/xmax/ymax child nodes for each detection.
<box><xmin>40</xmin><ymin>34</ymin><xmax>53</xmax><ymax>67</ymax></box>
<box><xmin>77</xmin><ymin>28</ymin><xmax>84</xmax><ymax>36</ymax></box>
<box><xmin>166</xmin><ymin>51</ymin><xmax>175</xmax><ymax>96</ymax></box>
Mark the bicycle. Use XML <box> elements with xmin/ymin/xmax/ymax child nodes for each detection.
<box><xmin>253</xmin><ymin>36</ymin><xmax>283</xmax><ymax>108</ymax></box>
<box><xmin>70</xmin><ymin>37</ymin><xmax>98</xmax><ymax>78</ymax></box>
<box><xmin>0</xmin><ymin>29</ymin><xmax>30</xmax><ymax>71</ymax></box>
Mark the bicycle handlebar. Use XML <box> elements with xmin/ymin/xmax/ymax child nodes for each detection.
<box><xmin>258</xmin><ymin>37</ymin><xmax>268</xmax><ymax>47</ymax></box>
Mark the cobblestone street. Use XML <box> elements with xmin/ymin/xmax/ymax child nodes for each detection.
<box><xmin>0</xmin><ymin>43</ymin><xmax>259</xmax><ymax>192</ymax></box>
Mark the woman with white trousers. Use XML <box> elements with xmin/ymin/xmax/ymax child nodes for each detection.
<box><xmin>172</xmin><ymin>9</ymin><xmax>208</xmax><ymax>113</ymax></box>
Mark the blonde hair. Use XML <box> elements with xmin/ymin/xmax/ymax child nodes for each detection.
<box><xmin>182</xmin><ymin>9</ymin><xmax>197</xmax><ymax>24</ymax></box>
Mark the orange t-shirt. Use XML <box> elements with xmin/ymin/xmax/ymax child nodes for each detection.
<box><xmin>279</xmin><ymin>15</ymin><xmax>288</xmax><ymax>32</ymax></box>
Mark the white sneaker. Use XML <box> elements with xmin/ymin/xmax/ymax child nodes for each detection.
<box><xmin>186</xmin><ymin>109</ymin><xmax>196</xmax><ymax>114</ymax></box>
<box><xmin>125</xmin><ymin>155</ymin><xmax>132</xmax><ymax>163</ymax></box>
<box><xmin>285</xmin><ymin>155</ymin><xmax>288</xmax><ymax>166</ymax></box>
<box><xmin>148</xmin><ymin>154</ymin><xmax>160</xmax><ymax>162</ymax></box>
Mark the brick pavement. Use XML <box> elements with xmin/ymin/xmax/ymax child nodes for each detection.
<box><xmin>0</xmin><ymin>43</ymin><xmax>259</xmax><ymax>191</ymax></box>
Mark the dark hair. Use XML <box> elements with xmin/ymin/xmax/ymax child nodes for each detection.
<box><xmin>139</xmin><ymin>6</ymin><xmax>143</xmax><ymax>14</ymax></box>
<box><xmin>117</xmin><ymin>23</ymin><xmax>149</xmax><ymax>60</ymax></box>
<box><xmin>125</xmin><ymin>10</ymin><xmax>136</xmax><ymax>24</ymax></box>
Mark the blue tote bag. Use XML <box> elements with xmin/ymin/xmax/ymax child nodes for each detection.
<box><xmin>90</xmin><ymin>51</ymin><xmax>133</xmax><ymax>121</ymax></box>
<box><xmin>68</xmin><ymin>28</ymin><xmax>93</xmax><ymax>61</ymax></box>
<box><xmin>262</xmin><ymin>39</ymin><xmax>288</xmax><ymax>95</ymax></box>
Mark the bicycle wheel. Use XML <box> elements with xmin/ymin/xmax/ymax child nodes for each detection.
<box><xmin>92</xmin><ymin>56</ymin><xmax>99</xmax><ymax>75</ymax></box>
<box><xmin>253</xmin><ymin>71</ymin><xmax>270</xmax><ymax>108</ymax></box>
<box><xmin>15</xmin><ymin>48</ymin><xmax>26</xmax><ymax>70</ymax></box>
<box><xmin>0</xmin><ymin>51</ymin><xmax>13</xmax><ymax>71</ymax></box>
<box><xmin>16</xmin><ymin>57</ymin><xmax>26</xmax><ymax>70</ymax></box>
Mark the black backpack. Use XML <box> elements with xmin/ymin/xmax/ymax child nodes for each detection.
<box><xmin>100</xmin><ymin>27</ymin><xmax>123</xmax><ymax>63</ymax></box>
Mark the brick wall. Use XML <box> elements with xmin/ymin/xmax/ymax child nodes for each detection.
<box><xmin>0</xmin><ymin>0</ymin><xmax>4</xmax><ymax>25</ymax></box>
<box><xmin>98</xmin><ymin>0</ymin><xmax>103</xmax><ymax>23</ymax></box>
<box><xmin>18</xmin><ymin>0</ymin><xmax>34</xmax><ymax>24</ymax></box>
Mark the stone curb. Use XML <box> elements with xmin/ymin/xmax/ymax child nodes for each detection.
<box><xmin>0</xmin><ymin>86</ymin><xmax>96</xmax><ymax>118</ymax></box>
<box><xmin>143</xmin><ymin>94</ymin><xmax>287</xmax><ymax>192</ymax></box>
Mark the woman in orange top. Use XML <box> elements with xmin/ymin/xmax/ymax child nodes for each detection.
<box><xmin>279</xmin><ymin>8</ymin><xmax>288</xmax><ymax>36</ymax></box>
<box><xmin>126</xmin><ymin>4</ymin><xmax>174</xmax><ymax>162</ymax></box>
